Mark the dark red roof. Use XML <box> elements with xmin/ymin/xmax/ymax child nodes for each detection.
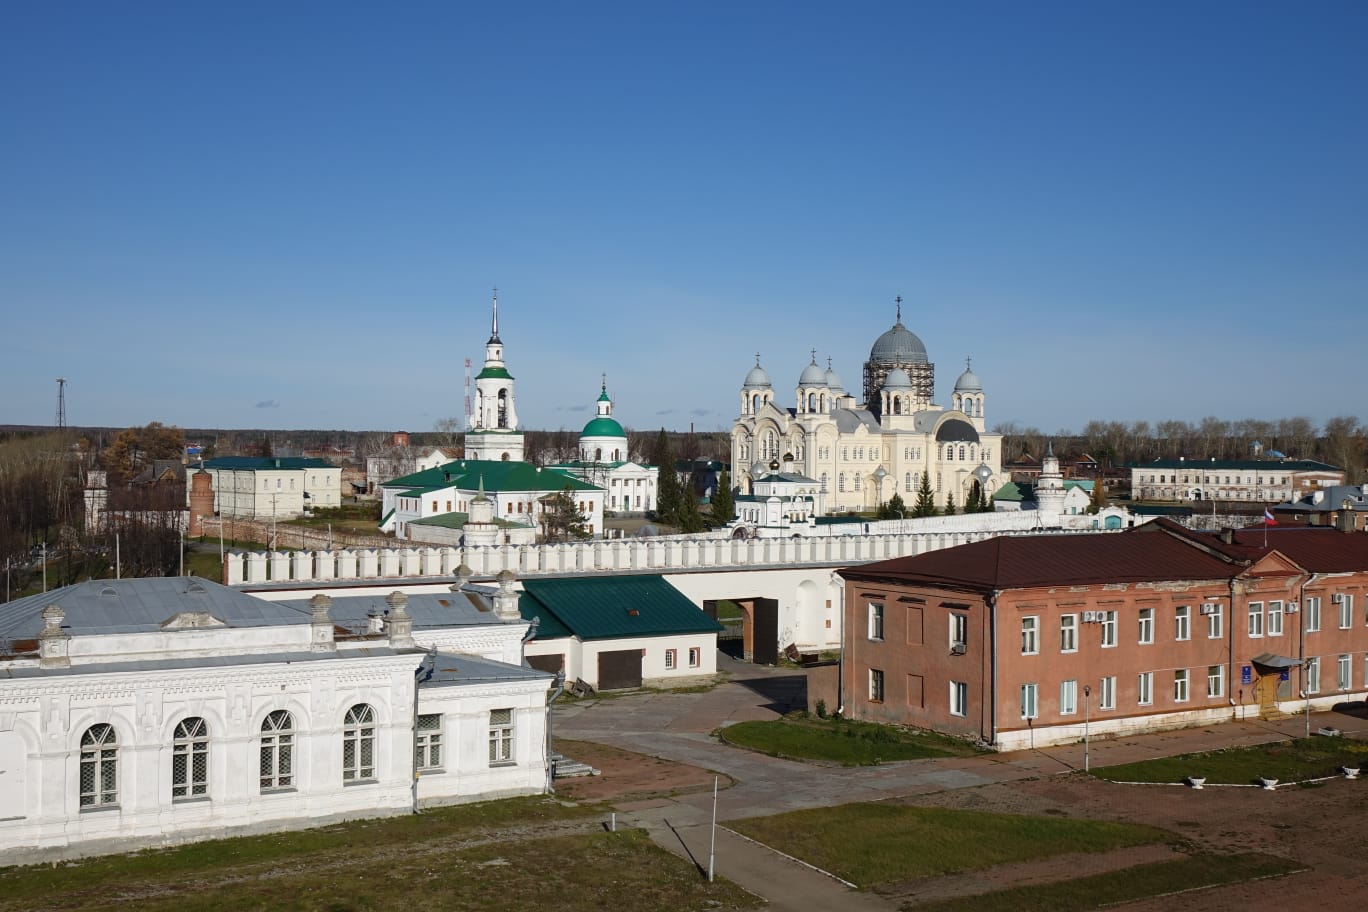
<box><xmin>842</xmin><ymin>531</ymin><xmax>1239</xmax><ymax>592</ymax></box>
<box><xmin>1137</xmin><ymin>517</ymin><xmax>1368</xmax><ymax>574</ymax></box>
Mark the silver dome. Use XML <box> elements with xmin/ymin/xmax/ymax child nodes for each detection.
<box><xmin>954</xmin><ymin>365</ymin><xmax>982</xmax><ymax>392</ymax></box>
<box><xmin>869</xmin><ymin>319</ymin><xmax>929</xmax><ymax>364</ymax></box>
<box><xmin>743</xmin><ymin>361</ymin><xmax>772</xmax><ymax>389</ymax></box>
<box><xmin>798</xmin><ymin>358</ymin><xmax>828</xmax><ymax>387</ymax></box>
<box><xmin>882</xmin><ymin>367</ymin><xmax>913</xmax><ymax>389</ymax></box>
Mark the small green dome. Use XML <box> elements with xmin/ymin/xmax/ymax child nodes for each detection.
<box><xmin>582</xmin><ymin>416</ymin><xmax>626</xmax><ymax>438</ymax></box>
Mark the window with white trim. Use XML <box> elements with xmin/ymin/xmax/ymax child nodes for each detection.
<box><xmin>1021</xmin><ymin>616</ymin><xmax>1039</xmax><ymax>655</ymax></box>
<box><xmin>688</xmin><ymin>646</ymin><xmax>701</xmax><ymax>668</ymax></box>
<box><xmin>1100</xmin><ymin>612</ymin><xmax>1117</xmax><ymax>648</ymax></box>
<box><xmin>488</xmin><ymin>708</ymin><xmax>514</xmax><ymax>765</ymax></box>
<box><xmin>79</xmin><ymin>724</ymin><xmax>118</xmax><ymax>809</ymax></box>
<box><xmin>1207</xmin><ymin>665</ymin><xmax>1224</xmax><ymax>698</ymax></box>
<box><xmin>1137</xmin><ymin>608</ymin><xmax>1153</xmax><ymax>645</ymax></box>
<box><xmin>1306</xmin><ymin>657</ymin><xmax>1321</xmax><ymax>694</ymax></box>
<box><xmin>415</xmin><ymin>714</ymin><xmax>443</xmax><ymax>771</ymax></box>
<box><xmin>1060</xmin><ymin>680</ymin><xmax>1077</xmax><ymax>715</ymax></box>
<box><xmin>1174</xmin><ymin>669</ymin><xmax>1190</xmax><ymax>702</ymax></box>
<box><xmin>950</xmin><ymin>681</ymin><xmax>968</xmax><ymax>717</ymax></box>
<box><xmin>172</xmin><ymin>717</ymin><xmax>209</xmax><ymax>800</ymax></box>
<box><xmin>1267</xmin><ymin>600</ymin><xmax>1283</xmax><ymax>637</ymax></box>
<box><xmin>1207</xmin><ymin>602</ymin><xmax>1223</xmax><ymax>639</ymax></box>
<box><xmin>868</xmin><ymin>602</ymin><xmax>884</xmax><ymax>641</ymax></box>
<box><xmin>950</xmin><ymin>612</ymin><xmax>968</xmax><ymax>650</ymax></box>
<box><xmin>1099</xmin><ymin>676</ymin><xmax>1116</xmax><ymax>710</ymax></box>
<box><xmin>1306</xmin><ymin>597</ymin><xmax>1321</xmax><ymax>632</ymax></box>
<box><xmin>1060</xmin><ymin>614</ymin><xmax>1077</xmax><ymax>653</ymax></box>
<box><xmin>1340</xmin><ymin>594</ymin><xmax>1355</xmax><ymax>629</ymax></box>
<box><xmin>665</xmin><ymin>649</ymin><xmax>677</xmax><ymax>669</ymax></box>
<box><xmin>869</xmin><ymin>668</ymin><xmax>885</xmax><ymax>702</ymax></box>
<box><xmin>342</xmin><ymin>704</ymin><xmax>376</xmax><ymax>782</ymax></box>
<box><xmin>259</xmin><ymin>710</ymin><xmax>294</xmax><ymax>791</ymax></box>
<box><xmin>1248</xmin><ymin>601</ymin><xmax>1264</xmax><ymax>638</ymax></box>
<box><xmin>1020</xmin><ymin>683</ymin><xmax>1038</xmax><ymax>719</ymax></box>
<box><xmin>1137</xmin><ymin>671</ymin><xmax>1153</xmax><ymax>706</ymax></box>
<box><xmin>1174</xmin><ymin>605</ymin><xmax>1190</xmax><ymax>641</ymax></box>
<box><xmin>1338</xmin><ymin>654</ymin><xmax>1352</xmax><ymax>691</ymax></box>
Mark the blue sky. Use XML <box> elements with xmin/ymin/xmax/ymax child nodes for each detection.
<box><xmin>2</xmin><ymin>2</ymin><xmax>1365</xmax><ymax>437</ymax></box>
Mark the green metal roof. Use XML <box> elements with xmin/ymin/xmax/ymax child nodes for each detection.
<box><xmin>581</xmin><ymin>416</ymin><xmax>626</xmax><ymax>438</ymax></box>
<box><xmin>476</xmin><ymin>366</ymin><xmax>514</xmax><ymax>380</ymax></box>
<box><xmin>519</xmin><ymin>575</ymin><xmax>722</xmax><ymax>642</ymax></box>
<box><xmin>380</xmin><ymin>459</ymin><xmax>601</xmax><ymax>493</ymax></box>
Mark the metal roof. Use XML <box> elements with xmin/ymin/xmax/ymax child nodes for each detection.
<box><xmin>277</xmin><ymin>590</ymin><xmax>522</xmax><ymax>631</ymax></box>
<box><xmin>519</xmin><ymin>575</ymin><xmax>722</xmax><ymax>641</ymax></box>
<box><xmin>423</xmin><ymin>651</ymin><xmax>552</xmax><ymax>688</ymax></box>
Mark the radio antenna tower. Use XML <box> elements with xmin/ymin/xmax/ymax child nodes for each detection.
<box><xmin>55</xmin><ymin>378</ymin><xmax>67</xmax><ymax>430</ymax></box>
<box><xmin>463</xmin><ymin>358</ymin><xmax>473</xmax><ymax>427</ymax></box>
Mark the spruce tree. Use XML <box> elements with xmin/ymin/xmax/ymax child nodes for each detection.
<box><xmin>651</xmin><ymin>428</ymin><xmax>682</xmax><ymax>526</ymax></box>
<box><xmin>965</xmin><ymin>481</ymin><xmax>982</xmax><ymax>513</ymax></box>
<box><xmin>944</xmin><ymin>491</ymin><xmax>957</xmax><ymax>515</ymax></box>
<box><xmin>710</xmin><ymin>469</ymin><xmax>735</xmax><ymax>526</ymax></box>
<box><xmin>913</xmin><ymin>470</ymin><xmax>937</xmax><ymax>517</ymax></box>
<box><xmin>540</xmin><ymin>487</ymin><xmax>591</xmax><ymax>543</ymax></box>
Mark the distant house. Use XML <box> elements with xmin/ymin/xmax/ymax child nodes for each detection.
<box><xmin>1004</xmin><ymin>453</ymin><xmax>1041</xmax><ymax>483</ymax></box>
<box><xmin>1273</xmin><ymin>484</ymin><xmax>1368</xmax><ymax>532</ymax></box>
<box><xmin>366</xmin><ymin>445</ymin><xmax>460</xmax><ymax>494</ymax></box>
<box><xmin>1129</xmin><ymin>458</ymin><xmax>1343</xmax><ymax>503</ymax></box>
<box><xmin>519</xmin><ymin>575</ymin><xmax>722</xmax><ymax>691</ymax></box>
<box><xmin>189</xmin><ymin>457</ymin><xmax>343</xmax><ymax>519</ymax></box>
<box><xmin>993</xmin><ymin>480</ymin><xmax>1093</xmax><ymax>515</ymax></box>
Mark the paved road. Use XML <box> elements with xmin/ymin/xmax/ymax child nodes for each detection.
<box><xmin>555</xmin><ymin>654</ymin><xmax>1366</xmax><ymax>910</ymax></box>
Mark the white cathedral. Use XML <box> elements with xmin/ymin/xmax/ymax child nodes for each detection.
<box><xmin>730</xmin><ymin>302</ymin><xmax>1004</xmax><ymax>515</ymax></box>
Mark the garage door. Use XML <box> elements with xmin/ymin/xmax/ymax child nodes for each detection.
<box><xmin>527</xmin><ymin>653</ymin><xmax>564</xmax><ymax>675</ymax></box>
<box><xmin>598</xmin><ymin>649</ymin><xmax>643</xmax><ymax>690</ymax></box>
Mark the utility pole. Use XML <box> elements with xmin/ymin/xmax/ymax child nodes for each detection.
<box><xmin>55</xmin><ymin>378</ymin><xmax>66</xmax><ymax>430</ymax></box>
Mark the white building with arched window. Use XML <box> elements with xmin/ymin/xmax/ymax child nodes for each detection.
<box><xmin>731</xmin><ymin>303</ymin><xmax>1005</xmax><ymax>515</ymax></box>
<box><xmin>0</xmin><ymin>576</ymin><xmax>553</xmax><ymax>862</ymax></box>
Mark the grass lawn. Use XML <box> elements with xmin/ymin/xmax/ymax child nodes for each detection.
<box><xmin>719</xmin><ymin>716</ymin><xmax>983</xmax><ymax>765</ymax></box>
<box><xmin>906</xmin><ymin>852</ymin><xmax>1303</xmax><ymax>912</ymax></box>
<box><xmin>1092</xmin><ymin>736</ymin><xmax>1368</xmax><ymax>785</ymax></box>
<box><xmin>714</xmin><ymin>599</ymin><xmax>744</xmax><ymax>620</ymax></box>
<box><xmin>0</xmin><ymin>798</ymin><xmax>759</xmax><ymax>912</ymax></box>
<box><xmin>729</xmin><ymin>803</ymin><xmax>1170</xmax><ymax>887</ymax></box>
<box><xmin>184</xmin><ymin>549</ymin><xmax>223</xmax><ymax>581</ymax></box>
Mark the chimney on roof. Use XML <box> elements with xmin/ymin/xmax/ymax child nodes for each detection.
<box><xmin>39</xmin><ymin>604</ymin><xmax>70</xmax><ymax>668</ymax></box>
<box><xmin>1220</xmin><ymin>527</ymin><xmax>1235</xmax><ymax>545</ymax></box>
<box><xmin>1338</xmin><ymin>505</ymin><xmax>1356</xmax><ymax>534</ymax></box>
<box><xmin>309</xmin><ymin>594</ymin><xmax>335</xmax><ymax>651</ymax></box>
<box><xmin>386</xmin><ymin>591</ymin><xmax>414</xmax><ymax>648</ymax></box>
<box><xmin>494</xmin><ymin>568</ymin><xmax>520</xmax><ymax>621</ymax></box>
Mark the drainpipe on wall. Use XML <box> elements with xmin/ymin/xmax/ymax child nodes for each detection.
<box><xmin>1228</xmin><ymin>578</ymin><xmax>1238</xmax><ymax>713</ymax></box>
<box><xmin>1299</xmin><ymin>572</ymin><xmax>1323</xmax><ymax>719</ymax></box>
<box><xmin>987</xmin><ymin>590</ymin><xmax>999</xmax><ymax>748</ymax></box>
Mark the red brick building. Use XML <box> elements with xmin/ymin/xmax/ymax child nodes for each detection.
<box><xmin>839</xmin><ymin>520</ymin><xmax>1368</xmax><ymax>749</ymax></box>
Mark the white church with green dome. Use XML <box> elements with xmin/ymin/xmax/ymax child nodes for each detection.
<box><xmin>730</xmin><ymin>300</ymin><xmax>1004</xmax><ymax>516</ymax></box>
<box><xmin>551</xmin><ymin>378</ymin><xmax>658</xmax><ymax>515</ymax></box>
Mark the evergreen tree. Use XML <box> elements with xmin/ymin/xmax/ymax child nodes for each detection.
<box><xmin>540</xmin><ymin>487</ymin><xmax>591</xmax><ymax>543</ymax></box>
<box><xmin>965</xmin><ymin>481</ymin><xmax>982</xmax><ymax>513</ymax></box>
<box><xmin>710</xmin><ymin>469</ymin><xmax>735</xmax><ymax>526</ymax></box>
<box><xmin>676</xmin><ymin>473</ymin><xmax>706</xmax><ymax>533</ymax></box>
<box><xmin>944</xmin><ymin>491</ymin><xmax>957</xmax><ymax>515</ymax></box>
<box><xmin>877</xmin><ymin>492</ymin><xmax>907</xmax><ymax>520</ymax></box>
<box><xmin>651</xmin><ymin>428</ymin><xmax>682</xmax><ymax>526</ymax></box>
<box><xmin>913</xmin><ymin>470</ymin><xmax>937</xmax><ymax>517</ymax></box>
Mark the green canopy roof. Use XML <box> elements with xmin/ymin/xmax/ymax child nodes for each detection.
<box><xmin>519</xmin><ymin>575</ymin><xmax>722</xmax><ymax>641</ymax></box>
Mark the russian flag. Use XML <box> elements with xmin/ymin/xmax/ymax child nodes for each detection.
<box><xmin>1263</xmin><ymin>508</ymin><xmax>1278</xmax><ymax>526</ymax></box>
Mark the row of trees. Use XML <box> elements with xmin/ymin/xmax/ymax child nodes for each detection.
<box><xmin>876</xmin><ymin>473</ymin><xmax>997</xmax><ymax>519</ymax></box>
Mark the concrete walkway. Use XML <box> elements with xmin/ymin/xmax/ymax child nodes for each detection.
<box><xmin>555</xmin><ymin>656</ymin><xmax>1368</xmax><ymax>910</ymax></box>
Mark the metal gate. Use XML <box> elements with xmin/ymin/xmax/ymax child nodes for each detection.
<box><xmin>597</xmin><ymin>649</ymin><xmax>643</xmax><ymax>690</ymax></box>
<box><xmin>752</xmin><ymin>598</ymin><xmax>779</xmax><ymax>665</ymax></box>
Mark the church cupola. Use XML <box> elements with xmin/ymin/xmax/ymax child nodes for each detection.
<box><xmin>740</xmin><ymin>354</ymin><xmax>774</xmax><ymax>416</ymax></box>
<box><xmin>466</xmin><ymin>289</ymin><xmax>526</xmax><ymax>462</ymax></box>
<box><xmin>580</xmin><ymin>375</ymin><xmax>628</xmax><ymax>463</ymax></box>
<box><xmin>952</xmin><ymin>357</ymin><xmax>985</xmax><ymax>422</ymax></box>
<box><xmin>796</xmin><ymin>350</ymin><xmax>830</xmax><ymax>414</ymax></box>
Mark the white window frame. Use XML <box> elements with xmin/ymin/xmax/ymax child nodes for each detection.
<box><xmin>1306</xmin><ymin>596</ymin><xmax>1321</xmax><ymax>632</ymax></box>
<box><xmin>1137</xmin><ymin>671</ymin><xmax>1153</xmax><ymax>706</ymax></box>
<box><xmin>1207</xmin><ymin>602</ymin><xmax>1223</xmax><ymax>639</ymax></box>
<box><xmin>1099</xmin><ymin>676</ymin><xmax>1116</xmax><ymax>710</ymax></box>
<box><xmin>1248</xmin><ymin>601</ymin><xmax>1264</xmax><ymax>638</ymax></box>
<box><xmin>1021</xmin><ymin>616</ymin><xmax>1039</xmax><ymax>655</ymax></box>
<box><xmin>1020</xmin><ymin>683</ymin><xmax>1038</xmax><ymax>720</ymax></box>
<box><xmin>869</xmin><ymin>668</ymin><xmax>885</xmax><ymax>702</ymax></box>
<box><xmin>342</xmin><ymin>704</ymin><xmax>376</xmax><ymax>783</ymax></box>
<box><xmin>868</xmin><ymin>602</ymin><xmax>884</xmax><ymax>641</ymax></box>
<box><xmin>259</xmin><ymin>710</ymin><xmax>294</xmax><ymax>792</ymax></box>
<box><xmin>1174</xmin><ymin>605</ymin><xmax>1191</xmax><ymax>642</ymax></box>
<box><xmin>172</xmin><ymin>717</ymin><xmax>209</xmax><ymax>800</ymax></box>
<box><xmin>665</xmin><ymin>648</ymin><xmax>677</xmax><ymax>670</ymax></box>
<box><xmin>1306</xmin><ymin>657</ymin><xmax>1321</xmax><ymax>694</ymax></box>
<box><xmin>1338</xmin><ymin>654</ymin><xmax>1352</xmax><ymax>691</ymax></box>
<box><xmin>79</xmin><ymin>723</ymin><xmax>118</xmax><ymax>809</ymax></box>
<box><xmin>1207</xmin><ymin>665</ymin><xmax>1224</xmax><ymax>698</ymax></box>
<box><xmin>950</xmin><ymin>681</ymin><xmax>968</xmax><ymax>717</ymax></box>
<box><xmin>1059</xmin><ymin>614</ymin><xmax>1077</xmax><ymax>653</ymax></box>
<box><xmin>688</xmin><ymin>646</ymin><xmax>701</xmax><ymax>668</ymax></box>
<box><xmin>415</xmin><ymin>713</ymin><xmax>443</xmax><ymax>771</ymax></box>
<box><xmin>1267</xmin><ymin>600</ymin><xmax>1283</xmax><ymax>637</ymax></box>
<box><xmin>1174</xmin><ymin>668</ymin><xmax>1190</xmax><ymax>702</ymax></box>
<box><xmin>488</xmin><ymin>708</ymin><xmax>515</xmax><ymax>765</ymax></box>
<box><xmin>1340</xmin><ymin>594</ymin><xmax>1355</xmax><ymax>630</ymax></box>
<box><xmin>950</xmin><ymin>613</ymin><xmax>968</xmax><ymax>650</ymax></box>
<box><xmin>1100</xmin><ymin>611</ymin><xmax>1117</xmax><ymax>648</ymax></box>
<box><xmin>1060</xmin><ymin>680</ymin><xmax>1077</xmax><ymax>716</ymax></box>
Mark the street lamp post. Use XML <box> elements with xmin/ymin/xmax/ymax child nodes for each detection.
<box><xmin>974</xmin><ymin>464</ymin><xmax>994</xmax><ymax>512</ymax></box>
<box><xmin>1083</xmin><ymin>684</ymin><xmax>1092</xmax><ymax>772</ymax></box>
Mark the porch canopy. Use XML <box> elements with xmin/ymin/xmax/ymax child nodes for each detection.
<box><xmin>1251</xmin><ymin>653</ymin><xmax>1303</xmax><ymax>669</ymax></box>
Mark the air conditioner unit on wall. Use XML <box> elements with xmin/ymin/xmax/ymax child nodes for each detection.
<box><xmin>1081</xmin><ymin>611</ymin><xmax>1097</xmax><ymax>623</ymax></box>
<box><xmin>1287</xmin><ymin>602</ymin><xmax>1299</xmax><ymax>613</ymax></box>
<box><xmin>950</xmin><ymin>642</ymin><xmax>967</xmax><ymax>656</ymax></box>
<box><xmin>1200</xmin><ymin>603</ymin><xmax>1218</xmax><ymax>615</ymax></box>
<box><xmin>1333</xmin><ymin>593</ymin><xmax>1345</xmax><ymax>605</ymax></box>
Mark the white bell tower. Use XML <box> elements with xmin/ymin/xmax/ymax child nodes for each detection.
<box><xmin>465</xmin><ymin>290</ymin><xmax>525</xmax><ymax>462</ymax></box>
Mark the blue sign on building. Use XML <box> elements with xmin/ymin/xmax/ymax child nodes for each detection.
<box><xmin>1241</xmin><ymin>665</ymin><xmax>1253</xmax><ymax>685</ymax></box>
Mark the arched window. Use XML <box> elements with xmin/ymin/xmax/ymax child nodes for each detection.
<box><xmin>838</xmin><ymin>473</ymin><xmax>846</xmax><ymax>492</ymax></box>
<box><xmin>172</xmin><ymin>717</ymin><xmax>209</xmax><ymax>800</ymax></box>
<box><xmin>893</xmin><ymin>398</ymin><xmax>902</xmax><ymax>415</ymax></box>
<box><xmin>496</xmin><ymin>389</ymin><xmax>508</xmax><ymax>428</ymax></box>
<box><xmin>260</xmin><ymin>710</ymin><xmax>294</xmax><ymax>791</ymax></box>
<box><xmin>905</xmin><ymin>472</ymin><xmax>913</xmax><ymax>492</ymax></box>
<box><xmin>807</xmin><ymin>392</ymin><xmax>816</xmax><ymax>411</ymax></box>
<box><xmin>959</xmin><ymin>446</ymin><xmax>967</xmax><ymax>461</ymax></box>
<box><xmin>854</xmin><ymin>474</ymin><xmax>861</xmax><ymax>491</ymax></box>
<box><xmin>820</xmin><ymin>472</ymin><xmax>828</xmax><ymax>489</ymax></box>
<box><xmin>79</xmin><ymin>724</ymin><xmax>118</xmax><ymax>808</ymax></box>
<box><xmin>343</xmin><ymin>704</ymin><xmax>376</xmax><ymax>782</ymax></box>
<box><xmin>595</xmin><ymin>448</ymin><xmax>602</xmax><ymax>461</ymax></box>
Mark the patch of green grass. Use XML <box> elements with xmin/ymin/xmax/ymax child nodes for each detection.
<box><xmin>714</xmin><ymin>599</ymin><xmax>745</xmax><ymax>620</ymax></box>
<box><xmin>184</xmin><ymin>549</ymin><xmax>222</xmax><ymax>581</ymax></box>
<box><xmin>1093</xmin><ymin>736</ymin><xmax>1368</xmax><ymax>785</ymax></box>
<box><xmin>905</xmin><ymin>852</ymin><xmax>1303</xmax><ymax>912</ymax></box>
<box><xmin>719</xmin><ymin>716</ymin><xmax>983</xmax><ymax>765</ymax></box>
<box><xmin>730</xmin><ymin>803</ymin><xmax>1170</xmax><ymax>887</ymax></box>
<box><xmin>0</xmin><ymin>796</ymin><xmax>596</xmax><ymax>908</ymax></box>
<box><xmin>4</xmin><ymin>827</ymin><xmax>759</xmax><ymax>912</ymax></box>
